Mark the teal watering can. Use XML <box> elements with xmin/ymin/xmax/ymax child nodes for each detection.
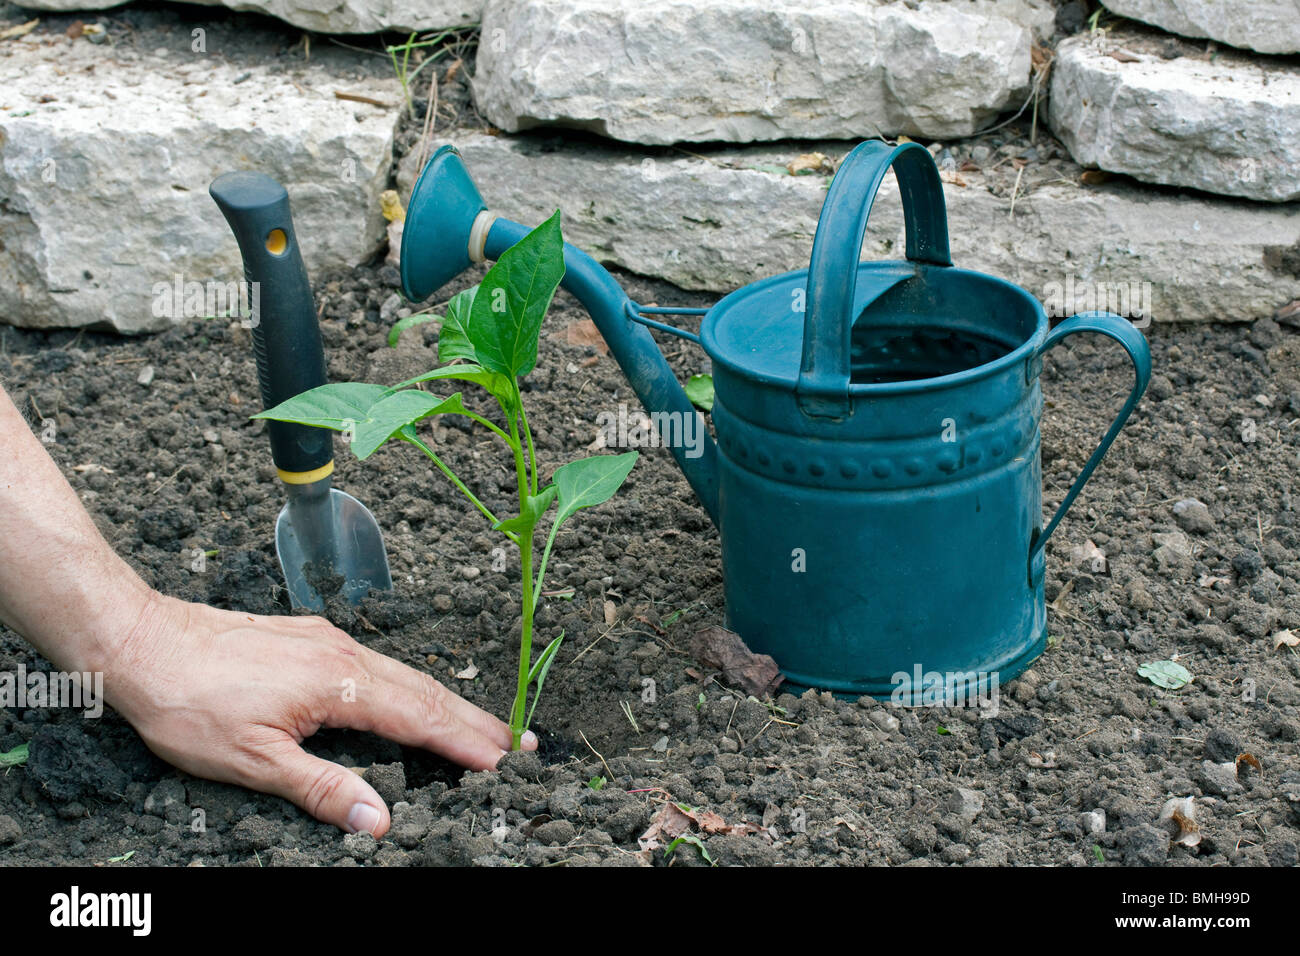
<box><xmin>400</xmin><ymin>141</ymin><xmax>1151</xmax><ymax>701</ymax></box>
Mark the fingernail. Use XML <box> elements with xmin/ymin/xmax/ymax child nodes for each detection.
<box><xmin>522</xmin><ymin>731</ymin><xmax>538</xmax><ymax>749</ymax></box>
<box><xmin>347</xmin><ymin>803</ymin><xmax>381</xmax><ymax>835</ymax></box>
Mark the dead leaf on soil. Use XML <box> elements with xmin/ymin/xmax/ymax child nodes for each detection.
<box><xmin>1159</xmin><ymin>796</ymin><xmax>1200</xmax><ymax>848</ymax></box>
<box><xmin>691</xmin><ymin>625</ymin><xmax>784</xmax><ymax>698</ymax></box>
<box><xmin>787</xmin><ymin>152</ymin><xmax>834</xmax><ymax>176</ymax></box>
<box><xmin>1197</xmin><ymin>574</ymin><xmax>1230</xmax><ymax>588</ymax></box>
<box><xmin>637</xmin><ymin>802</ymin><xmax>693</xmax><ymax>852</ymax></box>
<box><xmin>454</xmin><ymin>661</ymin><xmax>479</xmax><ymax>680</ymax></box>
<box><xmin>1236</xmin><ymin>752</ymin><xmax>1262</xmax><ymax>775</ymax></box>
<box><xmin>1108</xmin><ymin>49</ymin><xmax>1142</xmax><ymax>63</ymax></box>
<box><xmin>603</xmin><ymin>600</ymin><xmax>617</xmax><ymax>626</ymax></box>
<box><xmin>558</xmin><ymin>318</ymin><xmax>609</xmax><ymax>355</ymax></box>
<box><xmin>72</xmin><ymin>463</ymin><xmax>115</xmax><ymax>474</ymax></box>
<box><xmin>1070</xmin><ymin>538</ymin><xmax>1108</xmax><ymax>573</ymax></box>
<box><xmin>1272</xmin><ymin>629</ymin><xmax>1299</xmax><ymax>651</ymax></box>
<box><xmin>1080</xmin><ymin>169</ymin><xmax>1112</xmax><ymax>186</ymax></box>
<box><xmin>0</xmin><ymin>19</ymin><xmax>38</xmax><ymax>41</ymax></box>
<box><xmin>637</xmin><ymin>800</ymin><xmax>767</xmax><ymax>854</ymax></box>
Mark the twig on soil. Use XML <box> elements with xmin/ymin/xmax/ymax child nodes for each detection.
<box><xmin>1007</xmin><ymin>166</ymin><xmax>1025</xmax><ymax>220</ymax></box>
<box><xmin>578</xmin><ymin>729</ymin><xmax>614</xmax><ymax>782</ymax></box>
<box><xmin>412</xmin><ymin>65</ymin><xmax>439</xmax><ymax>178</ymax></box>
<box><xmin>149</xmin><ymin>467</ymin><xmax>184</xmax><ymax>495</ymax></box>
<box><xmin>334</xmin><ymin>91</ymin><xmax>393</xmax><ymax>108</ymax></box>
<box><xmin>570</xmin><ymin>622</ymin><xmax>615</xmax><ymax>664</ymax></box>
<box><xmin>619</xmin><ymin>700</ymin><xmax>641</xmax><ymax>734</ymax></box>
<box><xmin>326</xmin><ymin>36</ymin><xmax>391</xmax><ymax>59</ymax></box>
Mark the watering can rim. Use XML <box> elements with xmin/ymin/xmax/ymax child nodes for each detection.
<box><xmin>699</xmin><ymin>259</ymin><xmax>1051</xmax><ymax>396</ymax></box>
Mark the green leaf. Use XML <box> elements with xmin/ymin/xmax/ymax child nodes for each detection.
<box><xmin>587</xmin><ymin>776</ymin><xmax>606</xmax><ymax>792</ymax></box>
<box><xmin>351</xmin><ymin>390</ymin><xmax>470</xmax><ymax>459</ymax></box>
<box><xmin>1137</xmin><ymin>659</ymin><xmax>1192</xmax><ymax>690</ymax></box>
<box><xmin>551</xmin><ymin>451</ymin><xmax>638</xmax><ymax>527</ymax></box>
<box><xmin>387</xmin><ymin>311</ymin><xmax>438</xmax><ymax>348</ymax></box>
<box><xmin>1092</xmin><ymin>844</ymin><xmax>1105</xmax><ymax>864</ymax></box>
<box><xmin>390</xmin><ymin>363</ymin><xmax>516</xmax><ymax>413</ymax></box>
<box><xmin>524</xmin><ymin>630</ymin><xmax>564</xmax><ymax>732</ymax></box>
<box><xmin>685</xmin><ymin>373</ymin><xmax>714</xmax><ymax>412</ymax></box>
<box><xmin>467</xmin><ymin>210</ymin><xmax>565</xmax><ymax>378</ymax></box>
<box><xmin>253</xmin><ymin>382</ymin><xmax>389</xmax><ymax>430</ymax></box>
<box><xmin>936</xmin><ymin>725</ymin><xmax>950</xmax><ymax>735</ymax></box>
<box><xmin>0</xmin><ymin>743</ymin><xmax>28</xmax><ymax>767</ymax></box>
<box><xmin>106</xmin><ymin>850</ymin><xmax>135</xmax><ymax>864</ymax></box>
<box><xmin>493</xmin><ymin>485</ymin><xmax>557</xmax><ymax>536</ymax></box>
<box><xmin>436</xmin><ymin>286</ymin><xmax>481</xmax><ymax>364</ymax></box>
<box><xmin>664</xmin><ymin>834</ymin><xmax>715</xmax><ymax>866</ymax></box>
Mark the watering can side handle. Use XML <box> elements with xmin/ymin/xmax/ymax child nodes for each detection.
<box><xmin>798</xmin><ymin>141</ymin><xmax>953</xmax><ymax>419</ymax></box>
<box><xmin>1029</xmin><ymin>311</ymin><xmax>1151</xmax><ymax>562</ymax></box>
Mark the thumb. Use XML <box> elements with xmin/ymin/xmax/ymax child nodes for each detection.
<box><xmin>261</xmin><ymin>739</ymin><xmax>392</xmax><ymax>836</ymax></box>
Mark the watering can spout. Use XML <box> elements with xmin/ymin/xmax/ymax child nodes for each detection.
<box><xmin>400</xmin><ymin>145</ymin><xmax>721</xmax><ymax>523</ymax></box>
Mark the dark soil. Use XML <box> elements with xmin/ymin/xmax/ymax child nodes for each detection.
<box><xmin>4</xmin><ymin>256</ymin><xmax>1299</xmax><ymax>866</ymax></box>
<box><xmin>1</xmin><ymin>2</ymin><xmax>1298</xmax><ymax>869</ymax></box>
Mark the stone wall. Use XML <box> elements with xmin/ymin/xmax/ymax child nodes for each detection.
<box><xmin>1</xmin><ymin>0</ymin><xmax>1296</xmax><ymax>331</ymax></box>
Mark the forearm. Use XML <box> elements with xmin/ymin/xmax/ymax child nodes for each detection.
<box><xmin>0</xmin><ymin>384</ymin><xmax>154</xmax><ymax>675</ymax></box>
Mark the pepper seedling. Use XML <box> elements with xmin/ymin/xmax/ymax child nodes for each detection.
<box><xmin>255</xmin><ymin>211</ymin><xmax>637</xmax><ymax>749</ymax></box>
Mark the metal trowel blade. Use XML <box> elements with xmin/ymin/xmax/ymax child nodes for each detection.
<box><xmin>275</xmin><ymin>488</ymin><xmax>393</xmax><ymax>612</ymax></box>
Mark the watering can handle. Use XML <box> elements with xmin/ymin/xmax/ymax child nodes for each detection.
<box><xmin>1030</xmin><ymin>312</ymin><xmax>1151</xmax><ymax>563</ymax></box>
<box><xmin>798</xmin><ymin>141</ymin><xmax>952</xmax><ymax>418</ymax></box>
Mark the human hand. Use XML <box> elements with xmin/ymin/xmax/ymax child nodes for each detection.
<box><xmin>104</xmin><ymin>592</ymin><xmax>534</xmax><ymax>837</ymax></box>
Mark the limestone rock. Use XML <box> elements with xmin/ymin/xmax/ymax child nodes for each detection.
<box><xmin>474</xmin><ymin>0</ymin><xmax>1037</xmax><ymax>144</ymax></box>
<box><xmin>399</xmin><ymin>133</ymin><xmax>1300</xmax><ymax>321</ymax></box>
<box><xmin>17</xmin><ymin>0</ymin><xmax>481</xmax><ymax>34</ymax></box>
<box><xmin>1102</xmin><ymin>0</ymin><xmax>1300</xmax><ymax>56</ymax></box>
<box><xmin>1049</xmin><ymin>36</ymin><xmax>1300</xmax><ymax>202</ymax></box>
<box><xmin>0</xmin><ymin>35</ymin><xmax>400</xmax><ymax>332</ymax></box>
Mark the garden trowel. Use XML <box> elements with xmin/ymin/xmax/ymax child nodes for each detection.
<box><xmin>210</xmin><ymin>171</ymin><xmax>392</xmax><ymax>612</ymax></box>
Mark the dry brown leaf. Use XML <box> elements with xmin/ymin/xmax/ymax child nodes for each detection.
<box><xmin>1272</xmin><ymin>629</ymin><xmax>1299</xmax><ymax>651</ymax></box>
<box><xmin>637</xmin><ymin>802</ymin><xmax>694</xmax><ymax>852</ymax></box>
<box><xmin>1236</xmin><ymin>752</ymin><xmax>1262</xmax><ymax>774</ymax></box>
<box><xmin>638</xmin><ymin>800</ymin><xmax>766</xmax><ymax>854</ymax></box>
<box><xmin>559</xmin><ymin>318</ymin><xmax>608</xmax><ymax>355</ymax></box>
<box><xmin>1197</xmin><ymin>574</ymin><xmax>1230</xmax><ymax>588</ymax></box>
<box><xmin>1070</xmin><ymin>539</ymin><xmax>1108</xmax><ymax>573</ymax></box>
<box><xmin>1080</xmin><ymin>169</ymin><xmax>1112</xmax><ymax>186</ymax></box>
<box><xmin>0</xmin><ymin>19</ymin><xmax>38</xmax><ymax>41</ymax></box>
<box><xmin>787</xmin><ymin>152</ymin><xmax>834</xmax><ymax>176</ymax></box>
<box><xmin>1159</xmin><ymin>796</ymin><xmax>1200</xmax><ymax>848</ymax></box>
<box><xmin>691</xmin><ymin>625</ymin><xmax>784</xmax><ymax>698</ymax></box>
<box><xmin>454</xmin><ymin>661</ymin><xmax>479</xmax><ymax>680</ymax></box>
<box><xmin>1108</xmin><ymin>49</ymin><xmax>1141</xmax><ymax>62</ymax></box>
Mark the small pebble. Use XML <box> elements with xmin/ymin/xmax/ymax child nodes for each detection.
<box><xmin>136</xmin><ymin>365</ymin><xmax>155</xmax><ymax>386</ymax></box>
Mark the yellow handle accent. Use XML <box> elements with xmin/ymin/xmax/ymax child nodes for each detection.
<box><xmin>277</xmin><ymin>460</ymin><xmax>334</xmax><ymax>485</ymax></box>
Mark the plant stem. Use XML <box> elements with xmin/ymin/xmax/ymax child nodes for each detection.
<box><xmin>507</xmin><ymin>401</ymin><xmax>534</xmax><ymax>750</ymax></box>
<box><xmin>403</xmin><ymin>433</ymin><xmax>517</xmax><ymax>543</ymax></box>
<box><xmin>511</xmin><ymin>527</ymin><xmax>534</xmax><ymax>750</ymax></box>
<box><xmin>533</xmin><ymin>520</ymin><xmax>560</xmax><ymax>607</ymax></box>
<box><xmin>518</xmin><ymin>398</ymin><xmax>539</xmax><ymax>496</ymax></box>
<box><xmin>463</xmin><ymin>409</ymin><xmax>512</xmax><ymax>445</ymax></box>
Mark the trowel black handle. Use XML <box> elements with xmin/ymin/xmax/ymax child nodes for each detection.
<box><xmin>210</xmin><ymin>171</ymin><xmax>333</xmax><ymax>480</ymax></box>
